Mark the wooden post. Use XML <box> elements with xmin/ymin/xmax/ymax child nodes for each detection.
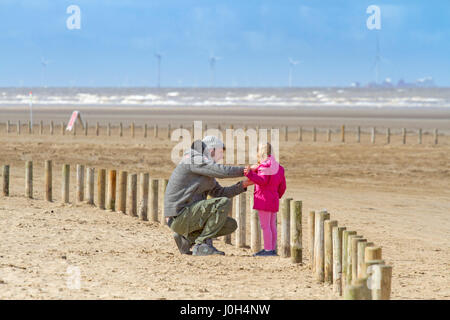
<box><xmin>290</xmin><ymin>200</ymin><xmax>302</xmax><ymax>264</ymax></box>
<box><xmin>73</xmin><ymin>123</ymin><xmax>76</xmax><ymax>136</ymax></box>
<box><xmin>365</xmin><ymin>246</ymin><xmax>382</xmax><ymax>262</ymax></box>
<box><xmin>347</xmin><ymin>234</ymin><xmax>362</xmax><ymax>286</ymax></box>
<box><xmin>119</xmin><ymin>122</ymin><xmax>123</xmax><ymax>137</ymax></box>
<box><xmin>6</xmin><ymin>120</ymin><xmax>10</xmax><ymax>134</ymax></box>
<box><xmin>96</xmin><ymin>168</ymin><xmax>105</xmax><ymax>208</ymax></box>
<box><xmin>342</xmin><ymin>230</ymin><xmax>356</xmax><ymax>288</ymax></box>
<box><xmin>371</xmin><ymin>127</ymin><xmax>376</xmax><ymax>144</ymax></box>
<box><xmin>250</xmin><ymin>186</ymin><xmax>261</xmax><ymax>253</ymax></box>
<box><xmin>341</xmin><ymin>125</ymin><xmax>345</xmax><ymax>143</ymax></box>
<box><xmin>418</xmin><ymin>128</ymin><xmax>422</xmax><ymax>144</ymax></box>
<box><xmin>43</xmin><ymin>160</ymin><xmax>52</xmax><ymax>201</ymax></box>
<box><xmin>86</xmin><ymin>168</ymin><xmax>94</xmax><ymax>205</ymax></box>
<box><xmin>371</xmin><ymin>265</ymin><xmax>392</xmax><ymax>300</ymax></box>
<box><xmin>107</xmin><ymin>123</ymin><xmax>111</xmax><ymax>136</ymax></box>
<box><xmin>344</xmin><ymin>284</ymin><xmax>363</xmax><ymax>300</ymax></box>
<box><xmin>127</xmin><ymin>173</ymin><xmax>137</xmax><ymax>217</ymax></box>
<box><xmin>314</xmin><ymin>210</ymin><xmax>330</xmax><ymax>282</ymax></box>
<box><xmin>61</xmin><ymin>122</ymin><xmax>65</xmax><ymax>135</ymax></box>
<box><xmin>298</xmin><ymin>126</ymin><xmax>302</xmax><ymax>141</ymax></box>
<box><xmin>168</xmin><ymin>123</ymin><xmax>171</xmax><ymax>139</ymax></box>
<box><xmin>357</xmin><ymin>241</ymin><xmax>373</xmax><ymax>279</ymax></box>
<box><xmin>131</xmin><ymin>122</ymin><xmax>135</xmax><ymax>138</ymax></box>
<box><xmin>281</xmin><ymin>198</ymin><xmax>292</xmax><ymax>257</ymax></box>
<box><xmin>50</xmin><ymin>121</ymin><xmax>54</xmax><ymax>135</ymax></box>
<box><xmin>308</xmin><ymin>210</ymin><xmax>315</xmax><ymax>269</ymax></box>
<box><xmin>154</xmin><ymin>124</ymin><xmax>158</xmax><ymax>138</ymax></box>
<box><xmin>107</xmin><ymin>170</ymin><xmax>117</xmax><ymax>211</ymax></box>
<box><xmin>386</xmin><ymin>128</ymin><xmax>390</xmax><ymax>144</ymax></box>
<box><xmin>402</xmin><ymin>128</ymin><xmax>406</xmax><ymax>144</ymax></box>
<box><xmin>352</xmin><ymin>238</ymin><xmax>367</xmax><ymax>284</ymax></box>
<box><xmin>28</xmin><ymin>121</ymin><xmax>32</xmax><ymax>134</ymax></box>
<box><xmin>144</xmin><ymin>124</ymin><xmax>147</xmax><ymax>138</ymax></box>
<box><xmin>84</xmin><ymin>121</ymin><xmax>88</xmax><ymax>136</ymax></box>
<box><xmin>2</xmin><ymin>165</ymin><xmax>10</xmax><ymax>196</ymax></box>
<box><xmin>356</xmin><ymin>126</ymin><xmax>360</xmax><ymax>143</ymax></box>
<box><xmin>327</xmin><ymin>129</ymin><xmax>331</xmax><ymax>142</ymax></box>
<box><xmin>39</xmin><ymin>120</ymin><xmax>43</xmax><ymax>135</ymax></box>
<box><xmin>149</xmin><ymin>179</ymin><xmax>159</xmax><ymax>222</ymax></box>
<box><xmin>17</xmin><ymin>121</ymin><xmax>21</xmax><ymax>135</ymax></box>
<box><xmin>25</xmin><ymin>161</ymin><xmax>33</xmax><ymax>198</ymax></box>
<box><xmin>96</xmin><ymin>122</ymin><xmax>99</xmax><ymax>136</ymax></box>
<box><xmin>117</xmin><ymin>171</ymin><xmax>127</xmax><ymax>213</ymax></box>
<box><xmin>62</xmin><ymin>164</ymin><xmax>70</xmax><ymax>203</ymax></box>
<box><xmin>284</xmin><ymin>126</ymin><xmax>288</xmax><ymax>141</ymax></box>
<box><xmin>434</xmin><ymin>129</ymin><xmax>438</xmax><ymax>145</ymax></box>
<box><xmin>236</xmin><ymin>193</ymin><xmax>246</xmax><ymax>248</ymax></box>
<box><xmin>76</xmin><ymin>164</ymin><xmax>85</xmax><ymax>203</ymax></box>
<box><xmin>160</xmin><ymin>179</ymin><xmax>168</xmax><ymax>223</ymax></box>
<box><xmin>138</xmin><ymin>173</ymin><xmax>149</xmax><ymax>221</ymax></box>
<box><xmin>312</xmin><ymin>127</ymin><xmax>316</xmax><ymax>142</ymax></box>
<box><xmin>332</xmin><ymin>226</ymin><xmax>346</xmax><ymax>295</ymax></box>
<box><xmin>324</xmin><ymin>220</ymin><xmax>338</xmax><ymax>284</ymax></box>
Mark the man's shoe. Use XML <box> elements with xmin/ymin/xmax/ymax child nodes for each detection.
<box><xmin>173</xmin><ymin>233</ymin><xmax>193</xmax><ymax>255</ymax></box>
<box><xmin>192</xmin><ymin>241</ymin><xmax>225</xmax><ymax>256</ymax></box>
<box><xmin>205</xmin><ymin>238</ymin><xmax>225</xmax><ymax>255</ymax></box>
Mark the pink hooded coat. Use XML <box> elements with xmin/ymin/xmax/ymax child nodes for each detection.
<box><xmin>244</xmin><ymin>155</ymin><xmax>286</xmax><ymax>212</ymax></box>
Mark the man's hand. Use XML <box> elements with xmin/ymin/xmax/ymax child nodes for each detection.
<box><xmin>242</xmin><ymin>178</ymin><xmax>254</xmax><ymax>188</ymax></box>
<box><xmin>244</xmin><ymin>165</ymin><xmax>251</xmax><ymax>176</ymax></box>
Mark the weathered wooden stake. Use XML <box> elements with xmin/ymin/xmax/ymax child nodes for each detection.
<box><xmin>150</xmin><ymin>179</ymin><xmax>159</xmax><ymax>222</ymax></box>
<box><xmin>402</xmin><ymin>128</ymin><xmax>406</xmax><ymax>144</ymax></box>
<box><xmin>107</xmin><ymin>123</ymin><xmax>111</xmax><ymax>136</ymax></box>
<box><xmin>62</xmin><ymin>164</ymin><xmax>70</xmax><ymax>203</ymax></box>
<box><xmin>250</xmin><ymin>187</ymin><xmax>261</xmax><ymax>253</ymax></box>
<box><xmin>332</xmin><ymin>226</ymin><xmax>346</xmax><ymax>295</ymax></box>
<box><xmin>357</xmin><ymin>241</ymin><xmax>373</xmax><ymax>279</ymax></box>
<box><xmin>352</xmin><ymin>238</ymin><xmax>367</xmax><ymax>283</ymax></box>
<box><xmin>61</xmin><ymin>122</ymin><xmax>65</xmax><ymax>135</ymax></box>
<box><xmin>371</xmin><ymin>127</ymin><xmax>376</xmax><ymax>144</ymax></box>
<box><xmin>418</xmin><ymin>128</ymin><xmax>422</xmax><ymax>144</ymax></box>
<box><xmin>154</xmin><ymin>124</ymin><xmax>158</xmax><ymax>138</ymax></box>
<box><xmin>144</xmin><ymin>124</ymin><xmax>147</xmax><ymax>138</ymax></box>
<box><xmin>96</xmin><ymin>122</ymin><xmax>99</xmax><ymax>136</ymax></box>
<box><xmin>76</xmin><ymin>164</ymin><xmax>85</xmax><ymax>203</ymax></box>
<box><xmin>119</xmin><ymin>122</ymin><xmax>123</xmax><ymax>137</ymax></box>
<box><xmin>236</xmin><ymin>193</ymin><xmax>246</xmax><ymax>248</ymax></box>
<box><xmin>85</xmin><ymin>167</ymin><xmax>94</xmax><ymax>205</ymax></box>
<box><xmin>84</xmin><ymin>122</ymin><xmax>88</xmax><ymax>136</ymax></box>
<box><xmin>107</xmin><ymin>170</ymin><xmax>117</xmax><ymax>211</ymax></box>
<box><xmin>6</xmin><ymin>120</ymin><xmax>10</xmax><ymax>134</ymax></box>
<box><xmin>327</xmin><ymin>129</ymin><xmax>331</xmax><ymax>142</ymax></box>
<box><xmin>324</xmin><ymin>220</ymin><xmax>338</xmax><ymax>284</ymax></box>
<box><xmin>356</xmin><ymin>126</ymin><xmax>360</xmax><ymax>143</ymax></box>
<box><xmin>2</xmin><ymin>165</ymin><xmax>10</xmax><ymax>196</ymax></box>
<box><xmin>347</xmin><ymin>234</ymin><xmax>362</xmax><ymax>286</ymax></box>
<box><xmin>44</xmin><ymin>160</ymin><xmax>53</xmax><ymax>202</ymax></box>
<box><xmin>298</xmin><ymin>126</ymin><xmax>302</xmax><ymax>141</ymax></box>
<box><xmin>281</xmin><ymin>198</ymin><xmax>292</xmax><ymax>258</ymax></box>
<box><xmin>371</xmin><ymin>265</ymin><xmax>392</xmax><ymax>300</ymax></box>
<box><xmin>341</xmin><ymin>125</ymin><xmax>345</xmax><ymax>143</ymax></box>
<box><xmin>96</xmin><ymin>168</ymin><xmax>105</xmax><ymax>208</ymax></box>
<box><xmin>131</xmin><ymin>122</ymin><xmax>135</xmax><ymax>138</ymax></box>
<box><xmin>117</xmin><ymin>171</ymin><xmax>127</xmax><ymax>213</ymax></box>
<box><xmin>308</xmin><ymin>210</ymin><xmax>315</xmax><ymax>269</ymax></box>
<box><xmin>386</xmin><ymin>128</ymin><xmax>390</xmax><ymax>144</ymax></box>
<box><xmin>50</xmin><ymin>121</ymin><xmax>54</xmax><ymax>135</ymax></box>
<box><xmin>284</xmin><ymin>126</ymin><xmax>288</xmax><ymax>141</ymax></box>
<box><xmin>290</xmin><ymin>200</ymin><xmax>302</xmax><ymax>264</ymax></box>
<box><xmin>17</xmin><ymin>121</ymin><xmax>21</xmax><ymax>135</ymax></box>
<box><xmin>312</xmin><ymin>127</ymin><xmax>316</xmax><ymax>142</ymax></box>
<box><xmin>39</xmin><ymin>120</ymin><xmax>43</xmax><ymax>135</ymax></box>
<box><xmin>25</xmin><ymin>161</ymin><xmax>33</xmax><ymax>198</ymax></box>
<box><xmin>138</xmin><ymin>173</ymin><xmax>149</xmax><ymax>221</ymax></box>
<box><xmin>434</xmin><ymin>129</ymin><xmax>438</xmax><ymax>145</ymax></box>
<box><xmin>314</xmin><ymin>210</ymin><xmax>330</xmax><ymax>282</ymax></box>
<box><xmin>342</xmin><ymin>230</ymin><xmax>356</xmax><ymax>288</ymax></box>
<box><xmin>127</xmin><ymin>173</ymin><xmax>137</xmax><ymax>217</ymax></box>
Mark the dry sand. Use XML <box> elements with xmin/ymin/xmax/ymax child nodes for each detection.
<box><xmin>0</xmin><ymin>124</ymin><xmax>449</xmax><ymax>300</ymax></box>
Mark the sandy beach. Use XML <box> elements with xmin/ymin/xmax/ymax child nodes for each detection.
<box><xmin>0</xmin><ymin>115</ymin><xmax>449</xmax><ymax>299</ymax></box>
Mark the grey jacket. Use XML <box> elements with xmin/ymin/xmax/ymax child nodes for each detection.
<box><xmin>164</xmin><ymin>148</ymin><xmax>246</xmax><ymax>217</ymax></box>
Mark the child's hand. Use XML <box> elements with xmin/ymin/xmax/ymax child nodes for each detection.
<box><xmin>244</xmin><ymin>165</ymin><xmax>251</xmax><ymax>176</ymax></box>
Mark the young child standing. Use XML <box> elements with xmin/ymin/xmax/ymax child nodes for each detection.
<box><xmin>244</xmin><ymin>143</ymin><xmax>286</xmax><ymax>256</ymax></box>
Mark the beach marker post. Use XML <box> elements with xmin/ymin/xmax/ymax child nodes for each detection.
<box><xmin>332</xmin><ymin>226</ymin><xmax>346</xmax><ymax>295</ymax></box>
<box><xmin>324</xmin><ymin>219</ymin><xmax>338</xmax><ymax>284</ymax></box>
<box><xmin>236</xmin><ymin>193</ymin><xmax>247</xmax><ymax>248</ymax></box>
<box><xmin>76</xmin><ymin>164</ymin><xmax>85</xmax><ymax>203</ymax></box>
<box><xmin>138</xmin><ymin>173</ymin><xmax>149</xmax><ymax>221</ymax></box>
<box><xmin>357</xmin><ymin>126</ymin><xmax>361</xmax><ymax>143</ymax></box>
<box><xmin>2</xmin><ymin>165</ymin><xmax>10</xmax><ymax>197</ymax></box>
<box><xmin>386</xmin><ymin>128</ymin><xmax>390</xmax><ymax>144</ymax></box>
<box><xmin>62</xmin><ymin>164</ymin><xmax>70</xmax><ymax>203</ymax></box>
<box><xmin>314</xmin><ymin>210</ymin><xmax>330</xmax><ymax>282</ymax></box>
<box><xmin>50</xmin><ymin>121</ymin><xmax>54</xmax><ymax>135</ymax></box>
<box><xmin>25</xmin><ymin>161</ymin><xmax>33</xmax><ymax>198</ymax></box>
<box><xmin>341</xmin><ymin>125</ymin><xmax>345</xmax><ymax>143</ymax></box>
<box><xmin>117</xmin><ymin>171</ymin><xmax>128</xmax><ymax>213</ymax></box>
<box><xmin>418</xmin><ymin>129</ymin><xmax>422</xmax><ymax>144</ymax></box>
<box><xmin>281</xmin><ymin>198</ymin><xmax>292</xmax><ymax>257</ymax></box>
<box><xmin>250</xmin><ymin>186</ymin><xmax>261</xmax><ymax>253</ymax></box>
<box><xmin>371</xmin><ymin>264</ymin><xmax>393</xmax><ymax>300</ymax></box>
<box><xmin>127</xmin><ymin>173</ymin><xmax>137</xmax><ymax>217</ymax></box>
<box><xmin>149</xmin><ymin>178</ymin><xmax>159</xmax><ymax>222</ymax></box>
<box><xmin>342</xmin><ymin>230</ymin><xmax>356</xmax><ymax>288</ymax></box>
<box><xmin>96</xmin><ymin>168</ymin><xmax>105</xmax><ymax>208</ymax></box>
<box><xmin>107</xmin><ymin>170</ymin><xmax>117</xmax><ymax>211</ymax></box>
<box><xmin>308</xmin><ymin>210</ymin><xmax>315</xmax><ymax>269</ymax></box>
<box><xmin>402</xmin><ymin>128</ymin><xmax>406</xmax><ymax>144</ymax></box>
<box><xmin>290</xmin><ymin>200</ymin><xmax>302</xmax><ymax>264</ymax></box>
<box><xmin>352</xmin><ymin>237</ymin><xmax>367</xmax><ymax>283</ymax></box>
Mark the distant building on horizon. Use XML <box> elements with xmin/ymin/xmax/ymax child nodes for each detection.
<box><xmin>361</xmin><ymin>76</ymin><xmax>436</xmax><ymax>88</ymax></box>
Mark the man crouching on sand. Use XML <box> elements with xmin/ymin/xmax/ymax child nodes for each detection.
<box><xmin>164</xmin><ymin>136</ymin><xmax>253</xmax><ymax>256</ymax></box>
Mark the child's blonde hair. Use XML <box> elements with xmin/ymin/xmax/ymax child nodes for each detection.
<box><xmin>258</xmin><ymin>142</ymin><xmax>272</xmax><ymax>162</ymax></box>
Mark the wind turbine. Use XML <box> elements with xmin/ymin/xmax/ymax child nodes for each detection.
<box><xmin>41</xmin><ymin>57</ymin><xmax>50</xmax><ymax>88</ymax></box>
<box><xmin>372</xmin><ymin>33</ymin><xmax>390</xmax><ymax>85</ymax></box>
<box><xmin>209</xmin><ymin>54</ymin><xmax>222</xmax><ymax>88</ymax></box>
<box><xmin>288</xmin><ymin>58</ymin><xmax>300</xmax><ymax>88</ymax></box>
<box><xmin>155</xmin><ymin>52</ymin><xmax>162</xmax><ymax>88</ymax></box>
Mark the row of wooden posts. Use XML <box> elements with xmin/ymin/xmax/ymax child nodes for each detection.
<box><xmin>308</xmin><ymin>209</ymin><xmax>393</xmax><ymax>300</ymax></box>
<box><xmin>2</xmin><ymin>120</ymin><xmax>441</xmax><ymax>144</ymax></box>
<box><xmin>1</xmin><ymin>162</ymin><xmax>390</xmax><ymax>299</ymax></box>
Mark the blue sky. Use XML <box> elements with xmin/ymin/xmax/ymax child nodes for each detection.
<box><xmin>1</xmin><ymin>0</ymin><xmax>449</xmax><ymax>87</ymax></box>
